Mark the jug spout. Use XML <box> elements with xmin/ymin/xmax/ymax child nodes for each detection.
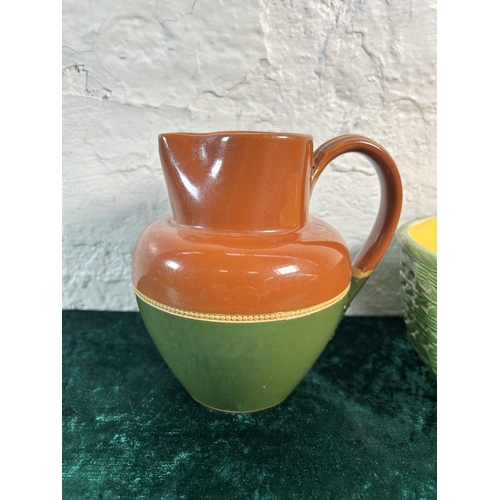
<box><xmin>159</xmin><ymin>132</ymin><xmax>314</xmax><ymax>232</ymax></box>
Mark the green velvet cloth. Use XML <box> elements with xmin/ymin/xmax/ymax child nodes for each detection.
<box><xmin>62</xmin><ymin>311</ymin><xmax>436</xmax><ymax>499</ymax></box>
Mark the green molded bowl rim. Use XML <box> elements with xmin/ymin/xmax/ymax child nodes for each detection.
<box><xmin>396</xmin><ymin>216</ymin><xmax>437</xmax><ymax>269</ymax></box>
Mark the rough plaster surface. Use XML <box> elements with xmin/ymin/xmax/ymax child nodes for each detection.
<box><xmin>62</xmin><ymin>0</ymin><xmax>437</xmax><ymax>314</ymax></box>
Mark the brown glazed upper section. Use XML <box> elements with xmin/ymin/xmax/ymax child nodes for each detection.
<box><xmin>133</xmin><ymin>216</ymin><xmax>351</xmax><ymax>314</ymax></box>
<box><xmin>132</xmin><ymin>132</ymin><xmax>402</xmax><ymax>314</ymax></box>
<box><xmin>159</xmin><ymin>132</ymin><xmax>313</xmax><ymax>232</ymax></box>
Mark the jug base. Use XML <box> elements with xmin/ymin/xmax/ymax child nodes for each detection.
<box><xmin>191</xmin><ymin>395</ymin><xmax>287</xmax><ymax>414</ymax></box>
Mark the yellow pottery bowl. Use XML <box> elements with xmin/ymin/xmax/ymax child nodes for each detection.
<box><xmin>397</xmin><ymin>216</ymin><xmax>437</xmax><ymax>378</ymax></box>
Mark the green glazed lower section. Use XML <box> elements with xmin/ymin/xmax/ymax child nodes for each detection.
<box><xmin>136</xmin><ymin>296</ymin><xmax>346</xmax><ymax>412</ymax></box>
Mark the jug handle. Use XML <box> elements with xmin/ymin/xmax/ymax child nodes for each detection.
<box><xmin>311</xmin><ymin>135</ymin><xmax>403</xmax><ymax>309</ymax></box>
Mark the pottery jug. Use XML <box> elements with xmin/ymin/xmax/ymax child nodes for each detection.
<box><xmin>132</xmin><ymin>132</ymin><xmax>403</xmax><ymax>412</ymax></box>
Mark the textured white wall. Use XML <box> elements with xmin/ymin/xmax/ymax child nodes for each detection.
<box><xmin>62</xmin><ymin>0</ymin><xmax>436</xmax><ymax>314</ymax></box>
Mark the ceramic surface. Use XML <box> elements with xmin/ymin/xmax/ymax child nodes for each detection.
<box><xmin>397</xmin><ymin>216</ymin><xmax>437</xmax><ymax>378</ymax></box>
<box><xmin>132</xmin><ymin>131</ymin><xmax>403</xmax><ymax>412</ymax></box>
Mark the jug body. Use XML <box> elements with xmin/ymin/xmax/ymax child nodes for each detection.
<box><xmin>132</xmin><ymin>132</ymin><xmax>402</xmax><ymax>412</ymax></box>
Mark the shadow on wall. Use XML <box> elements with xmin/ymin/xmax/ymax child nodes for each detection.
<box><xmin>345</xmin><ymin>241</ymin><xmax>402</xmax><ymax>316</ymax></box>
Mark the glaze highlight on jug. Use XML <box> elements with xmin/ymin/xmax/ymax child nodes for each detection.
<box><xmin>132</xmin><ymin>131</ymin><xmax>403</xmax><ymax>412</ymax></box>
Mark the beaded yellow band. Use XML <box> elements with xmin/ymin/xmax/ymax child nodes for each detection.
<box><xmin>133</xmin><ymin>284</ymin><xmax>350</xmax><ymax>323</ymax></box>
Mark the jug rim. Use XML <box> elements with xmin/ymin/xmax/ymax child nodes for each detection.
<box><xmin>158</xmin><ymin>130</ymin><xmax>313</xmax><ymax>140</ymax></box>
